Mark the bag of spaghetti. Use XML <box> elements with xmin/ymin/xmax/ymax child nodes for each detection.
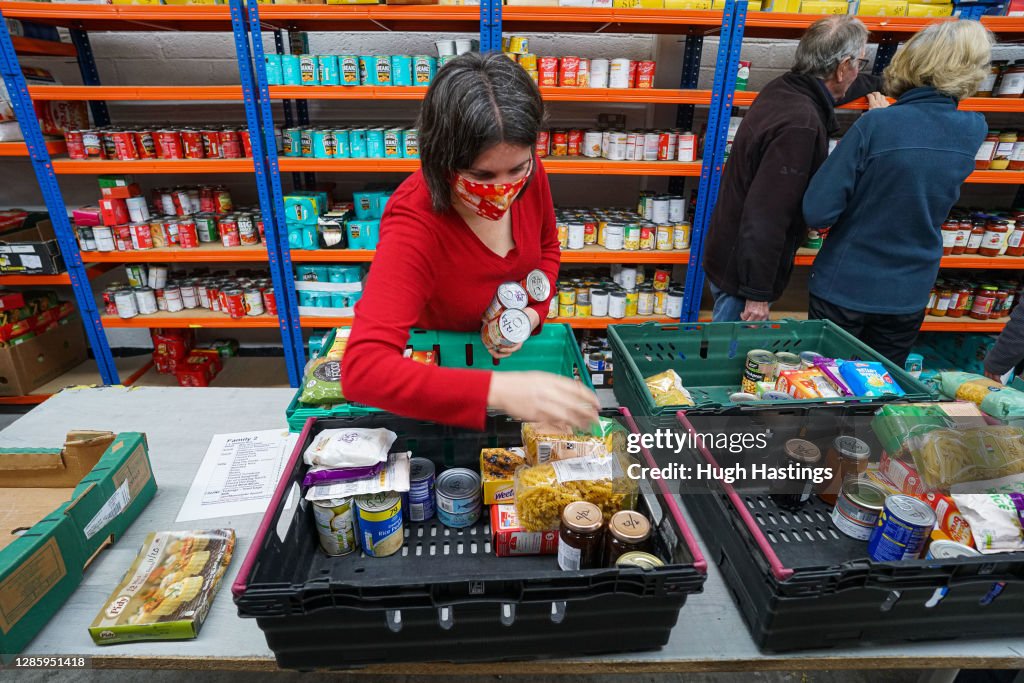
<box><xmin>513</xmin><ymin>451</ymin><xmax>638</xmax><ymax>531</ymax></box>
<box><xmin>521</xmin><ymin>417</ymin><xmax>627</xmax><ymax>465</ymax></box>
<box><xmin>937</xmin><ymin>372</ymin><xmax>1024</xmax><ymax>423</ymax></box>
<box><xmin>905</xmin><ymin>424</ymin><xmax>1024</xmax><ymax>491</ymax></box>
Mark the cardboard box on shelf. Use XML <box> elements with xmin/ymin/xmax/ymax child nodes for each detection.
<box><xmin>799</xmin><ymin>0</ymin><xmax>850</xmax><ymax>12</ymax></box>
<box><xmin>0</xmin><ymin>220</ymin><xmax>65</xmax><ymax>276</ymax></box>
<box><xmin>664</xmin><ymin>0</ymin><xmax>713</xmax><ymax>7</ymax></box>
<box><xmin>0</xmin><ymin>312</ymin><xmax>87</xmax><ymax>397</ymax></box>
<box><xmin>0</xmin><ymin>431</ymin><xmax>157</xmax><ymax>660</ymax></box>
<box><xmin>906</xmin><ymin>1</ymin><xmax>953</xmax><ymax>12</ymax></box>
<box><xmin>855</xmin><ymin>0</ymin><xmax>908</xmax><ymax>13</ymax></box>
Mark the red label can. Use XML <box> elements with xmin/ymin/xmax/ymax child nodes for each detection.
<box><xmin>263</xmin><ymin>288</ymin><xmax>277</xmax><ymax>316</ymax></box>
<box><xmin>115</xmin><ymin>225</ymin><xmax>133</xmax><ymax>251</ymax></box>
<box><xmin>65</xmin><ymin>130</ymin><xmax>87</xmax><ymax>160</ymax></box>
<box><xmin>237</xmin><ymin>214</ymin><xmax>259</xmax><ymax>246</ymax></box>
<box><xmin>535</xmin><ymin>130</ymin><xmax>550</xmax><ymax>158</ymax></box>
<box><xmin>559</xmin><ymin>56</ymin><xmax>581</xmax><ymax>87</ymax></box>
<box><xmin>640</xmin><ymin>225</ymin><xmax>656</xmax><ymax>250</ymax></box>
<box><xmin>111</xmin><ymin>131</ymin><xmax>138</xmax><ymax>161</ymax></box>
<box><xmin>657</xmin><ymin>131</ymin><xmax>675</xmax><ymax>161</ymax></box>
<box><xmin>223</xmin><ymin>288</ymin><xmax>246</xmax><ymax>319</ymax></box>
<box><xmin>178</xmin><ymin>219</ymin><xmax>199</xmax><ymax>248</ymax></box>
<box><xmin>157</xmin><ymin>130</ymin><xmax>185</xmax><ymax>159</ymax></box>
<box><xmin>207</xmin><ymin>284</ymin><xmax>222</xmax><ymax>312</ymax></box>
<box><xmin>635</xmin><ymin>61</ymin><xmax>656</xmax><ymax>89</ymax></box>
<box><xmin>214</xmin><ymin>187</ymin><xmax>233</xmax><ymax>213</ymax></box>
<box><xmin>134</xmin><ymin>130</ymin><xmax>157</xmax><ymax>159</ymax></box>
<box><xmin>219</xmin><ymin>218</ymin><xmax>240</xmax><ymax>248</ymax></box>
<box><xmin>201</xmin><ymin>129</ymin><xmax>221</xmax><ymax>159</ymax></box>
<box><xmin>81</xmin><ymin>130</ymin><xmax>104</xmax><ymax>159</ymax></box>
<box><xmin>583</xmin><ymin>221</ymin><xmax>597</xmax><ymax>245</ymax></box>
<box><xmin>101</xmin><ymin>132</ymin><xmax>117</xmax><ymax>160</ymax></box>
<box><xmin>219</xmin><ymin>129</ymin><xmax>242</xmax><ymax>159</ymax></box>
<box><xmin>173</xmin><ymin>190</ymin><xmax>191</xmax><ymax>216</ymax></box>
<box><xmin>199</xmin><ymin>185</ymin><xmax>216</xmax><ymax>214</ymax></box>
<box><xmin>567</xmin><ymin>129</ymin><xmax>583</xmax><ymax>157</ymax></box>
<box><xmin>181</xmin><ymin>129</ymin><xmax>205</xmax><ymax>159</ymax></box>
<box><xmin>628</xmin><ymin>60</ymin><xmax>639</xmax><ymax>88</ymax></box>
<box><xmin>538</xmin><ymin>56</ymin><xmax>559</xmax><ymax>87</ymax></box>
<box><xmin>239</xmin><ymin>129</ymin><xmax>252</xmax><ymax>158</ymax></box>
<box><xmin>255</xmin><ymin>215</ymin><xmax>265</xmax><ymax>241</ymax></box>
<box><xmin>551</xmin><ymin>130</ymin><xmax>568</xmax><ymax>157</ymax></box>
<box><xmin>129</xmin><ymin>222</ymin><xmax>153</xmax><ymax>250</ymax></box>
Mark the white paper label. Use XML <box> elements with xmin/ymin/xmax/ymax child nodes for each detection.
<box><xmin>557</xmin><ymin>540</ymin><xmax>581</xmax><ymax>570</ymax></box>
<box><xmin>84</xmin><ymin>480</ymin><xmax>132</xmax><ymax>540</ymax></box>
<box><xmin>551</xmin><ymin>455</ymin><xmax>613</xmax><ymax>484</ymax></box>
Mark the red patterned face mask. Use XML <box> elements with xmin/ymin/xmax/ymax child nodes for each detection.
<box><xmin>452</xmin><ymin>161</ymin><xmax>532</xmax><ymax>221</ymax></box>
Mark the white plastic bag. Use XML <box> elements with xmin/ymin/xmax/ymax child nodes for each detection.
<box><xmin>303</xmin><ymin>427</ymin><xmax>397</xmax><ymax>468</ymax></box>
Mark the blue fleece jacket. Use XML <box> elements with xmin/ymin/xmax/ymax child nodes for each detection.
<box><xmin>802</xmin><ymin>87</ymin><xmax>986</xmax><ymax>315</ymax></box>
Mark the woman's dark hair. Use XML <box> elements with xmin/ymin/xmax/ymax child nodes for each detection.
<box><xmin>418</xmin><ymin>52</ymin><xmax>545</xmax><ymax>214</ymax></box>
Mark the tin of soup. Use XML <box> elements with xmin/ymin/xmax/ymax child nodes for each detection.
<box><xmin>404</xmin><ymin>457</ymin><xmax>436</xmax><ymax>523</ymax></box>
<box><xmin>435</xmin><ymin>468</ymin><xmax>482</xmax><ymax>529</ymax></box>
<box><xmin>356</xmin><ymin>492</ymin><xmax>404</xmax><ymax>557</ymax></box>
<box><xmin>868</xmin><ymin>495</ymin><xmax>936</xmax><ymax>561</ymax></box>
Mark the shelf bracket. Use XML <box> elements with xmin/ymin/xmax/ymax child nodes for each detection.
<box><xmin>69</xmin><ymin>28</ymin><xmax>110</xmax><ymax>127</ymax></box>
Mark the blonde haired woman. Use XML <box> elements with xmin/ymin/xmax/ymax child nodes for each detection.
<box><xmin>802</xmin><ymin>20</ymin><xmax>993</xmax><ymax>365</ymax></box>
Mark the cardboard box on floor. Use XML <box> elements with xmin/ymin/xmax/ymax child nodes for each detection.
<box><xmin>0</xmin><ymin>312</ymin><xmax>88</xmax><ymax>397</ymax></box>
<box><xmin>0</xmin><ymin>431</ymin><xmax>157</xmax><ymax>660</ymax></box>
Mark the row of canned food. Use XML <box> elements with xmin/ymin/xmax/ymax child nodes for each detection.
<box><xmin>264</xmin><ymin>53</ymin><xmax>460</xmax><ymax>88</ymax></box>
<box><xmin>536</xmin><ymin>128</ymin><xmax>698</xmax><ymax>162</ymax></box>
<box><xmin>103</xmin><ymin>267</ymin><xmax>277</xmax><ymax>320</ymax></box>
<box><xmin>276</xmin><ymin>126</ymin><xmax>419</xmax><ymax>160</ymax></box>
<box><xmin>64</xmin><ymin>126</ymin><xmax>252</xmax><ymax>161</ymax></box>
<box><xmin>550</xmin><ymin>266</ymin><xmax>684</xmax><ymax>319</ymax></box>
<box><xmin>77</xmin><ymin>212</ymin><xmax>264</xmax><ymax>253</ymax></box>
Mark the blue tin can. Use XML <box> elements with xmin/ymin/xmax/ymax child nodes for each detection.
<box><xmin>299</xmin><ymin>54</ymin><xmax>319</xmax><ymax>85</ymax></box>
<box><xmin>312</xmin><ymin>129</ymin><xmax>337</xmax><ymax>158</ymax></box>
<box><xmin>339</xmin><ymin>55</ymin><xmax>360</xmax><ymax>86</ymax></box>
<box><xmin>358</xmin><ymin>56</ymin><xmax>376</xmax><ymax>86</ymax></box>
<box><xmin>868</xmin><ymin>495</ymin><xmax>936</xmax><ymax>562</ymax></box>
<box><xmin>355</xmin><ymin>492</ymin><xmax>403</xmax><ymax>558</ymax></box>
<box><xmin>391</xmin><ymin>55</ymin><xmax>413</xmax><ymax>86</ymax></box>
<box><xmin>383</xmin><ymin>128</ymin><xmax>403</xmax><ymax>158</ymax></box>
<box><xmin>402</xmin><ymin>129</ymin><xmax>419</xmax><ymax>159</ymax></box>
<box><xmin>282</xmin><ymin>128</ymin><xmax>302</xmax><ymax>157</ymax></box>
<box><xmin>365</xmin><ymin>128</ymin><xmax>385</xmax><ymax>158</ymax></box>
<box><xmin>363</xmin><ymin>220</ymin><xmax>380</xmax><ymax>249</ymax></box>
<box><xmin>434</xmin><ymin>468</ymin><xmax>481</xmax><ymax>529</ymax></box>
<box><xmin>300</xmin><ymin>129</ymin><xmax>315</xmax><ymax>157</ymax></box>
<box><xmin>375</xmin><ymin>56</ymin><xmax>393</xmax><ymax>86</ymax></box>
<box><xmin>331</xmin><ymin>292</ymin><xmax>349</xmax><ymax>308</ymax></box>
<box><xmin>412</xmin><ymin>55</ymin><xmax>436</xmax><ymax>86</ymax></box>
<box><xmin>404</xmin><ymin>457</ymin><xmax>436</xmax><ymax>522</ymax></box>
<box><xmin>265</xmin><ymin>54</ymin><xmax>283</xmax><ymax>85</ymax></box>
<box><xmin>333</xmin><ymin>129</ymin><xmax>350</xmax><ymax>158</ymax></box>
<box><xmin>352</xmin><ymin>191</ymin><xmax>376</xmax><ymax>220</ymax></box>
<box><xmin>281</xmin><ymin>54</ymin><xmax>302</xmax><ymax>85</ymax></box>
<box><xmin>318</xmin><ymin>55</ymin><xmax>340</xmax><ymax>86</ymax></box>
<box><xmin>349</xmin><ymin>128</ymin><xmax>367</xmax><ymax>158</ymax></box>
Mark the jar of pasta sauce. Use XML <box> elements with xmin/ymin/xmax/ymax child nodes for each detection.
<box><xmin>931</xmin><ymin>284</ymin><xmax>953</xmax><ymax>317</ymax></box>
<box><xmin>980</xmin><ymin>220</ymin><xmax>1009</xmax><ymax>257</ymax></box>
<box><xmin>992</xmin><ymin>286</ymin><xmax>1010</xmax><ymax>320</ymax></box>
<box><xmin>940</xmin><ymin>221</ymin><xmax>959</xmax><ymax>255</ymax></box>
<box><xmin>970</xmin><ymin>285</ymin><xmax>998</xmax><ymax>320</ymax></box>
<box><xmin>975</xmin><ymin>131</ymin><xmax>999</xmax><ymax>170</ymax></box>
<box><xmin>948</xmin><ymin>282</ymin><xmax>972</xmax><ymax>319</ymax></box>
<box><xmin>952</xmin><ymin>219</ymin><xmax>972</xmax><ymax>255</ymax></box>
<box><xmin>965</xmin><ymin>221</ymin><xmax>986</xmax><ymax>254</ymax></box>
<box><xmin>1005</xmin><ymin>221</ymin><xmax>1024</xmax><ymax>256</ymax></box>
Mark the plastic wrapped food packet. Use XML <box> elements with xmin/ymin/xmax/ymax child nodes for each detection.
<box><xmin>906</xmin><ymin>424</ymin><xmax>1024</xmax><ymax>490</ymax></box>
<box><xmin>951</xmin><ymin>473</ymin><xmax>1024</xmax><ymax>553</ymax></box>
<box><xmin>938</xmin><ymin>372</ymin><xmax>1024</xmax><ymax>423</ymax></box>
<box><xmin>513</xmin><ymin>452</ymin><xmax>638</xmax><ymax>531</ymax></box>
<box><xmin>303</xmin><ymin>427</ymin><xmax>397</xmax><ymax>469</ymax></box>
<box><xmin>644</xmin><ymin>369</ymin><xmax>694</xmax><ymax>407</ymax></box>
<box><xmin>871</xmin><ymin>402</ymin><xmax>986</xmax><ymax>458</ymax></box>
<box><xmin>521</xmin><ymin>417</ymin><xmax>628</xmax><ymax>465</ymax></box>
<box><xmin>838</xmin><ymin>361</ymin><xmax>905</xmax><ymax>397</ymax></box>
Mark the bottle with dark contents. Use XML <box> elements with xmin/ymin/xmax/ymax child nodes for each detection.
<box><xmin>557</xmin><ymin>501</ymin><xmax>605</xmax><ymax>571</ymax></box>
<box><xmin>603</xmin><ymin>510</ymin><xmax>652</xmax><ymax>567</ymax></box>
<box><xmin>770</xmin><ymin>438</ymin><xmax>823</xmax><ymax>511</ymax></box>
<box><xmin>818</xmin><ymin>436</ymin><xmax>870</xmax><ymax>506</ymax></box>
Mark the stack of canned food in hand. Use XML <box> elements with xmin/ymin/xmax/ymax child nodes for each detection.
<box><xmin>264</xmin><ymin>46</ymin><xmax>470</xmax><ymax>88</ymax></box>
<box><xmin>551</xmin><ymin>265</ymin><xmax>684</xmax><ymax>321</ymax></box>
<box><xmin>926</xmin><ymin>273</ymin><xmax>1021</xmax><ymax>320</ymax></box>
<box><xmin>74</xmin><ymin>184</ymin><xmax>264</xmax><ymax>253</ymax></box>
<box><xmin>277</xmin><ymin>125</ymin><xmax>418</xmax><ymax>160</ymax></box>
<box><xmin>557</xmin><ymin>197</ymin><xmax>690</xmax><ymax>252</ymax></box>
<box><xmin>103</xmin><ymin>266</ymin><xmax>276</xmax><ymax>320</ymax></box>
<box><xmin>64</xmin><ymin>125</ymin><xmax>252</xmax><ymax>161</ymax></box>
<box><xmin>537</xmin><ymin>127</ymin><xmax>697</xmax><ymax>162</ymax></box>
<box><xmin>503</xmin><ymin>36</ymin><xmax>656</xmax><ymax>90</ymax></box>
<box><xmin>481</xmin><ymin>270</ymin><xmax>552</xmax><ymax>349</ymax></box>
<box><xmin>295</xmin><ymin>265</ymin><xmax>365</xmax><ymax>312</ymax></box>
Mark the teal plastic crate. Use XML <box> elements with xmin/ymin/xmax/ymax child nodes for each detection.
<box><xmin>286</xmin><ymin>323</ymin><xmax>592</xmax><ymax>431</ymax></box>
<box><xmin>608</xmin><ymin>320</ymin><xmax>940</xmax><ymax>417</ymax></box>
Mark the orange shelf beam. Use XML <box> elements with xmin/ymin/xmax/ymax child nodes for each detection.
<box><xmin>290</xmin><ymin>250</ymin><xmax>375</xmax><ymax>263</ymax></box>
<box><xmin>920</xmin><ymin>316</ymin><xmax>1007</xmax><ymax>332</ymax></box>
<box><xmin>966</xmin><ymin>170</ymin><xmax>1023</xmax><ymax>184</ymax></box>
<box><xmin>540</xmin><ymin>87</ymin><xmax>711</xmax><ymax>104</ymax></box>
<box><xmin>544</xmin><ymin>158</ymin><xmax>702</xmax><ymax>176</ymax></box>
<box><xmin>301</xmin><ymin>315</ymin><xmax>354</xmax><ymax>328</ymax></box>
<box><xmin>552</xmin><ymin>315</ymin><xmax>678</xmax><ymax>329</ymax></box>
<box><xmin>795</xmin><ymin>249</ymin><xmax>1024</xmax><ymax>269</ymax></box>
<box><xmin>11</xmin><ymin>35</ymin><xmax>75</xmax><ymax>57</ymax></box>
<box><xmin>0</xmin><ymin>140</ymin><xmax>67</xmax><ymax>157</ymax></box>
<box><xmin>278</xmin><ymin>158</ymin><xmax>420</xmax><ymax>173</ymax></box>
<box><xmin>28</xmin><ymin>84</ymin><xmax>245</xmax><ymax>101</ymax></box>
<box><xmin>740</xmin><ymin>92</ymin><xmax>1024</xmax><ymax>113</ymax></box>
<box><xmin>81</xmin><ymin>245</ymin><xmax>268</xmax><ymax>263</ymax></box>
<box><xmin>289</xmin><ymin>247</ymin><xmax>692</xmax><ymax>264</ymax></box>
<box><xmin>52</xmin><ymin>158</ymin><xmax>256</xmax><ymax>174</ymax></box>
<box><xmin>102</xmin><ymin>312</ymin><xmax>280</xmax><ymax>329</ymax></box>
<box><xmin>268</xmin><ymin>85</ymin><xmax>426</xmax><ymax>101</ymax></box>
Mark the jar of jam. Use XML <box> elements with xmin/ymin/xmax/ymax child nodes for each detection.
<box><xmin>997</xmin><ymin>59</ymin><xmax>1024</xmax><ymax>97</ymax></box>
<box><xmin>977</xmin><ymin>61</ymin><xmax>1003</xmax><ymax>97</ymax></box>
<box><xmin>818</xmin><ymin>436</ymin><xmax>870</xmax><ymax>506</ymax></box>
<box><xmin>991</xmin><ymin>132</ymin><xmax>1017</xmax><ymax>170</ymax></box>
<box><xmin>966</xmin><ymin>221</ymin><xmax>987</xmax><ymax>254</ymax></box>
<box><xmin>603</xmin><ymin>510</ymin><xmax>652</xmax><ymax>567</ymax></box>
<box><xmin>980</xmin><ymin>220</ymin><xmax>1009</xmax><ymax>257</ymax></box>
<box><xmin>932</xmin><ymin>285</ymin><xmax>953</xmax><ymax>317</ymax></box>
<box><xmin>970</xmin><ymin>285</ymin><xmax>998</xmax><ymax>320</ymax></box>
<box><xmin>1006</xmin><ymin>222</ymin><xmax>1024</xmax><ymax>257</ymax></box>
<box><xmin>1010</xmin><ymin>140</ymin><xmax>1024</xmax><ymax>171</ymax></box>
<box><xmin>952</xmin><ymin>220</ymin><xmax>972</xmax><ymax>255</ymax></box>
<box><xmin>975</xmin><ymin>131</ymin><xmax>999</xmax><ymax>170</ymax></box>
<box><xmin>558</xmin><ymin>501</ymin><xmax>604</xmax><ymax>571</ymax></box>
<box><xmin>940</xmin><ymin>221</ymin><xmax>959</xmax><ymax>255</ymax></box>
<box><xmin>770</xmin><ymin>439</ymin><xmax>823</xmax><ymax>511</ymax></box>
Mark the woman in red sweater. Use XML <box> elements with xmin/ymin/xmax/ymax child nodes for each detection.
<box><xmin>343</xmin><ymin>52</ymin><xmax>600</xmax><ymax>431</ymax></box>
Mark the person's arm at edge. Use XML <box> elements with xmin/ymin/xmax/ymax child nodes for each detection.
<box><xmin>985</xmin><ymin>303</ymin><xmax>1024</xmax><ymax>379</ymax></box>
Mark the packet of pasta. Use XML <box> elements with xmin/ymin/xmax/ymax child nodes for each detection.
<box><xmin>906</xmin><ymin>424</ymin><xmax>1024</xmax><ymax>491</ymax></box>
<box><xmin>645</xmin><ymin>369</ymin><xmax>694</xmax><ymax>408</ymax></box>
<box><xmin>512</xmin><ymin>453</ymin><xmax>638</xmax><ymax>531</ymax></box>
<box><xmin>521</xmin><ymin>422</ymin><xmax>609</xmax><ymax>465</ymax></box>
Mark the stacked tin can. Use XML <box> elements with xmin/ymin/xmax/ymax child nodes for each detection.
<box><xmin>295</xmin><ymin>264</ymin><xmax>364</xmax><ymax>310</ymax></box>
<box><xmin>277</xmin><ymin>125</ymin><xmax>419</xmax><ymax>160</ymax></box>
<box><xmin>503</xmin><ymin>38</ymin><xmax>656</xmax><ymax>91</ymax></box>
<box><xmin>65</xmin><ymin>126</ymin><xmax>252</xmax><ymax>161</ymax></box>
<box><xmin>555</xmin><ymin>199</ymin><xmax>690</xmax><ymax>253</ymax></box>
<box><xmin>537</xmin><ymin>127</ymin><xmax>697</xmax><ymax>163</ymax></box>
<box><xmin>551</xmin><ymin>266</ymin><xmax>685</xmax><ymax>320</ymax></box>
<box><xmin>264</xmin><ymin>53</ymin><xmax>445</xmax><ymax>87</ymax></box>
<box><xmin>104</xmin><ymin>266</ymin><xmax>276</xmax><ymax>320</ymax></box>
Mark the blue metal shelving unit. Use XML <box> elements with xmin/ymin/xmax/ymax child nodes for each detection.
<box><xmin>0</xmin><ymin>11</ymin><xmax>119</xmax><ymax>385</ymax></box>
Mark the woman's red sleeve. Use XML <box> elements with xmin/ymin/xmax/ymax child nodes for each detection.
<box><xmin>341</xmin><ymin>205</ymin><xmax>493</xmax><ymax>431</ymax></box>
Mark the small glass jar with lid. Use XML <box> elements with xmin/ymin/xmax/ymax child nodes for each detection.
<box><xmin>975</xmin><ymin>131</ymin><xmax>999</xmax><ymax>170</ymax></box>
<box><xmin>558</xmin><ymin>501</ymin><xmax>605</xmax><ymax>571</ymax></box>
<box><xmin>769</xmin><ymin>439</ymin><xmax>823</xmax><ymax>511</ymax></box>
<box><xmin>818</xmin><ymin>436</ymin><xmax>871</xmax><ymax>506</ymax></box>
<box><xmin>603</xmin><ymin>510</ymin><xmax>652</xmax><ymax>567</ymax></box>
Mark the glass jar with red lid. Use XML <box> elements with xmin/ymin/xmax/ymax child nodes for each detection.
<box><xmin>970</xmin><ymin>285</ymin><xmax>999</xmax><ymax>320</ymax></box>
<box><xmin>948</xmin><ymin>283</ymin><xmax>971</xmax><ymax>318</ymax></box>
<box><xmin>966</xmin><ymin>221</ymin><xmax>987</xmax><ymax>254</ymax></box>
<box><xmin>940</xmin><ymin>221</ymin><xmax>959</xmax><ymax>255</ymax></box>
<box><xmin>980</xmin><ymin>220</ymin><xmax>1010</xmax><ymax>257</ymax></box>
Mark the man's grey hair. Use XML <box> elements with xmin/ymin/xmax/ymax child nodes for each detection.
<box><xmin>792</xmin><ymin>16</ymin><xmax>869</xmax><ymax>79</ymax></box>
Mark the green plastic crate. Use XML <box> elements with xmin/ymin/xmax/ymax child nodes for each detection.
<box><xmin>608</xmin><ymin>319</ymin><xmax>940</xmax><ymax>417</ymax></box>
<box><xmin>286</xmin><ymin>323</ymin><xmax>592</xmax><ymax>431</ymax></box>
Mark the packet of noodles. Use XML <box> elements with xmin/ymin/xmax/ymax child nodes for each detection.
<box><xmin>645</xmin><ymin>369</ymin><xmax>694</xmax><ymax>407</ymax></box>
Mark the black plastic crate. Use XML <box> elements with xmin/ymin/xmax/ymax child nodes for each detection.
<box><xmin>232</xmin><ymin>410</ymin><xmax>706</xmax><ymax>669</ymax></box>
<box><xmin>662</xmin><ymin>406</ymin><xmax>1024</xmax><ymax>653</ymax></box>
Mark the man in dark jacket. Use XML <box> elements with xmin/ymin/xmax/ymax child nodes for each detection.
<box><xmin>703</xmin><ymin>16</ymin><xmax>879</xmax><ymax>322</ymax></box>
